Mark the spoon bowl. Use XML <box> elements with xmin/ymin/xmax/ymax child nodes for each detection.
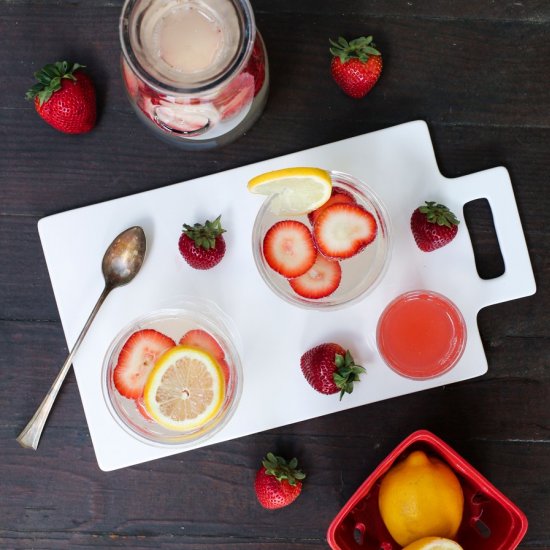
<box><xmin>102</xmin><ymin>226</ymin><xmax>146</xmax><ymax>288</ymax></box>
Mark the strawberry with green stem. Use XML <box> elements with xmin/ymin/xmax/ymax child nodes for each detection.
<box><xmin>26</xmin><ymin>61</ymin><xmax>96</xmax><ymax>134</ymax></box>
<box><xmin>178</xmin><ymin>215</ymin><xmax>227</xmax><ymax>270</ymax></box>
<box><xmin>411</xmin><ymin>201</ymin><xmax>460</xmax><ymax>252</ymax></box>
<box><xmin>254</xmin><ymin>453</ymin><xmax>306</xmax><ymax>509</ymax></box>
<box><xmin>300</xmin><ymin>343</ymin><xmax>365</xmax><ymax>399</ymax></box>
<box><xmin>330</xmin><ymin>36</ymin><xmax>383</xmax><ymax>99</ymax></box>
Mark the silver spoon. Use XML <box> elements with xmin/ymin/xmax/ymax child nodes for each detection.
<box><xmin>17</xmin><ymin>226</ymin><xmax>147</xmax><ymax>450</ymax></box>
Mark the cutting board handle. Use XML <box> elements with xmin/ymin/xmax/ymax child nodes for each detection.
<box><xmin>449</xmin><ymin>167</ymin><xmax>536</xmax><ymax>308</ymax></box>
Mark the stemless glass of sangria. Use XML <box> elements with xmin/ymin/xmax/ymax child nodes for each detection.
<box><xmin>102</xmin><ymin>298</ymin><xmax>243</xmax><ymax>446</ymax></box>
<box><xmin>120</xmin><ymin>0</ymin><xmax>268</xmax><ymax>148</ymax></box>
<box><xmin>251</xmin><ymin>169</ymin><xmax>391</xmax><ymax>310</ymax></box>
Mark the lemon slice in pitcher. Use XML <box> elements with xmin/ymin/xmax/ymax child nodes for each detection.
<box><xmin>247</xmin><ymin>167</ymin><xmax>332</xmax><ymax>215</ymax></box>
<box><xmin>144</xmin><ymin>345</ymin><xmax>224</xmax><ymax>432</ymax></box>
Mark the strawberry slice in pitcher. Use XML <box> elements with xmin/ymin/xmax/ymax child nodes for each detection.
<box><xmin>245</xmin><ymin>37</ymin><xmax>266</xmax><ymax>96</ymax></box>
<box><xmin>153</xmin><ymin>99</ymin><xmax>220</xmax><ymax>134</ymax></box>
<box><xmin>214</xmin><ymin>72</ymin><xmax>255</xmax><ymax>120</ymax></box>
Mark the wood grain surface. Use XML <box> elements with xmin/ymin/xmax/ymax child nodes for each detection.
<box><xmin>1</xmin><ymin>1</ymin><xmax>548</xmax><ymax>548</ymax></box>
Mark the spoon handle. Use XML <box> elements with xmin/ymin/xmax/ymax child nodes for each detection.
<box><xmin>17</xmin><ymin>285</ymin><xmax>112</xmax><ymax>450</ymax></box>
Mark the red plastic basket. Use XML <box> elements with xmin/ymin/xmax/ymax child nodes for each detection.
<box><xmin>327</xmin><ymin>430</ymin><xmax>528</xmax><ymax>549</ymax></box>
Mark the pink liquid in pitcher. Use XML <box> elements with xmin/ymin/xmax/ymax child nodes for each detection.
<box><xmin>377</xmin><ymin>290</ymin><xmax>466</xmax><ymax>379</ymax></box>
<box><xmin>158</xmin><ymin>6</ymin><xmax>224</xmax><ymax>74</ymax></box>
<box><xmin>120</xmin><ymin>0</ymin><xmax>268</xmax><ymax>147</ymax></box>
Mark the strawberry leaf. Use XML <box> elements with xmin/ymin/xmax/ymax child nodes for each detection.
<box><xmin>26</xmin><ymin>60</ymin><xmax>86</xmax><ymax>105</ymax></box>
<box><xmin>333</xmin><ymin>350</ymin><xmax>366</xmax><ymax>400</ymax></box>
<box><xmin>261</xmin><ymin>453</ymin><xmax>306</xmax><ymax>485</ymax></box>
<box><xmin>182</xmin><ymin>215</ymin><xmax>225</xmax><ymax>250</ymax></box>
<box><xmin>329</xmin><ymin>35</ymin><xmax>381</xmax><ymax>62</ymax></box>
<box><xmin>418</xmin><ymin>201</ymin><xmax>460</xmax><ymax>228</ymax></box>
<box><xmin>363</xmin><ymin>46</ymin><xmax>381</xmax><ymax>56</ymax></box>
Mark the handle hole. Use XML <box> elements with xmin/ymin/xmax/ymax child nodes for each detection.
<box><xmin>463</xmin><ymin>198</ymin><xmax>505</xmax><ymax>280</ymax></box>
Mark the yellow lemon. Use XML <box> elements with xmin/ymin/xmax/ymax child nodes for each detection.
<box><xmin>402</xmin><ymin>537</ymin><xmax>464</xmax><ymax>550</ymax></box>
<box><xmin>247</xmin><ymin>167</ymin><xmax>332</xmax><ymax>215</ymax></box>
<box><xmin>378</xmin><ymin>450</ymin><xmax>464</xmax><ymax>547</ymax></box>
<box><xmin>144</xmin><ymin>345</ymin><xmax>224</xmax><ymax>432</ymax></box>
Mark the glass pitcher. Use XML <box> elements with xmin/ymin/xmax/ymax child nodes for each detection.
<box><xmin>120</xmin><ymin>0</ymin><xmax>268</xmax><ymax>149</ymax></box>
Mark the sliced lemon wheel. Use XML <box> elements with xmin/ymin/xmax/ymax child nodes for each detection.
<box><xmin>402</xmin><ymin>538</ymin><xmax>464</xmax><ymax>550</ymax></box>
<box><xmin>143</xmin><ymin>345</ymin><xmax>224</xmax><ymax>432</ymax></box>
<box><xmin>247</xmin><ymin>167</ymin><xmax>332</xmax><ymax>215</ymax></box>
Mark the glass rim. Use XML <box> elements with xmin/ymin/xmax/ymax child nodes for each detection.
<box><xmin>119</xmin><ymin>0</ymin><xmax>256</xmax><ymax>95</ymax></box>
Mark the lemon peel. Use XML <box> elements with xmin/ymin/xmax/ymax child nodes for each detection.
<box><xmin>247</xmin><ymin>167</ymin><xmax>332</xmax><ymax>215</ymax></box>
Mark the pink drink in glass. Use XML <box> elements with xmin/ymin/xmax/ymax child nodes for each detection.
<box><xmin>377</xmin><ymin>290</ymin><xmax>466</xmax><ymax>379</ymax></box>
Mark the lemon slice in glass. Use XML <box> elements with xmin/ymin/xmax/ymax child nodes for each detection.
<box><xmin>144</xmin><ymin>345</ymin><xmax>224</xmax><ymax>432</ymax></box>
<box><xmin>247</xmin><ymin>167</ymin><xmax>332</xmax><ymax>215</ymax></box>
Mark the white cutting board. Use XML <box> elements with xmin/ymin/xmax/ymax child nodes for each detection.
<box><xmin>38</xmin><ymin>121</ymin><xmax>536</xmax><ymax>471</ymax></box>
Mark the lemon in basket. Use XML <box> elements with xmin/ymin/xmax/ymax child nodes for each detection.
<box><xmin>402</xmin><ymin>537</ymin><xmax>464</xmax><ymax>550</ymax></box>
<box><xmin>378</xmin><ymin>450</ymin><xmax>464</xmax><ymax>547</ymax></box>
<box><xmin>247</xmin><ymin>167</ymin><xmax>332</xmax><ymax>215</ymax></box>
<box><xmin>144</xmin><ymin>345</ymin><xmax>224</xmax><ymax>432</ymax></box>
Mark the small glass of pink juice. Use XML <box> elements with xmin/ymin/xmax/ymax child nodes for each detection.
<box><xmin>376</xmin><ymin>290</ymin><xmax>466</xmax><ymax>379</ymax></box>
<box><xmin>120</xmin><ymin>0</ymin><xmax>268</xmax><ymax>148</ymax></box>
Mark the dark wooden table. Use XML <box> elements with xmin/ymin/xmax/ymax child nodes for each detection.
<box><xmin>1</xmin><ymin>1</ymin><xmax>548</xmax><ymax>548</ymax></box>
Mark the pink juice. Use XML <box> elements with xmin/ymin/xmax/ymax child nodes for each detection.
<box><xmin>377</xmin><ymin>290</ymin><xmax>466</xmax><ymax>379</ymax></box>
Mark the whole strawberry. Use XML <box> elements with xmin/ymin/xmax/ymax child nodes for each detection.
<box><xmin>254</xmin><ymin>452</ymin><xmax>306</xmax><ymax>510</ymax></box>
<box><xmin>178</xmin><ymin>215</ymin><xmax>226</xmax><ymax>270</ymax></box>
<box><xmin>26</xmin><ymin>61</ymin><xmax>96</xmax><ymax>134</ymax></box>
<box><xmin>300</xmin><ymin>343</ymin><xmax>365</xmax><ymax>399</ymax></box>
<box><xmin>330</xmin><ymin>36</ymin><xmax>382</xmax><ymax>98</ymax></box>
<box><xmin>411</xmin><ymin>201</ymin><xmax>460</xmax><ymax>252</ymax></box>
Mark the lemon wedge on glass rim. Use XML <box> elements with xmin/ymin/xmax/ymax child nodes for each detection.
<box><xmin>247</xmin><ymin>167</ymin><xmax>332</xmax><ymax>215</ymax></box>
<box><xmin>143</xmin><ymin>345</ymin><xmax>224</xmax><ymax>432</ymax></box>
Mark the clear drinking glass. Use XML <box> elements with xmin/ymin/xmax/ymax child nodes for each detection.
<box><xmin>102</xmin><ymin>299</ymin><xmax>243</xmax><ymax>446</ymax></box>
<box><xmin>252</xmin><ymin>171</ymin><xmax>391</xmax><ymax>309</ymax></box>
<box><xmin>120</xmin><ymin>0</ymin><xmax>268</xmax><ymax>148</ymax></box>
